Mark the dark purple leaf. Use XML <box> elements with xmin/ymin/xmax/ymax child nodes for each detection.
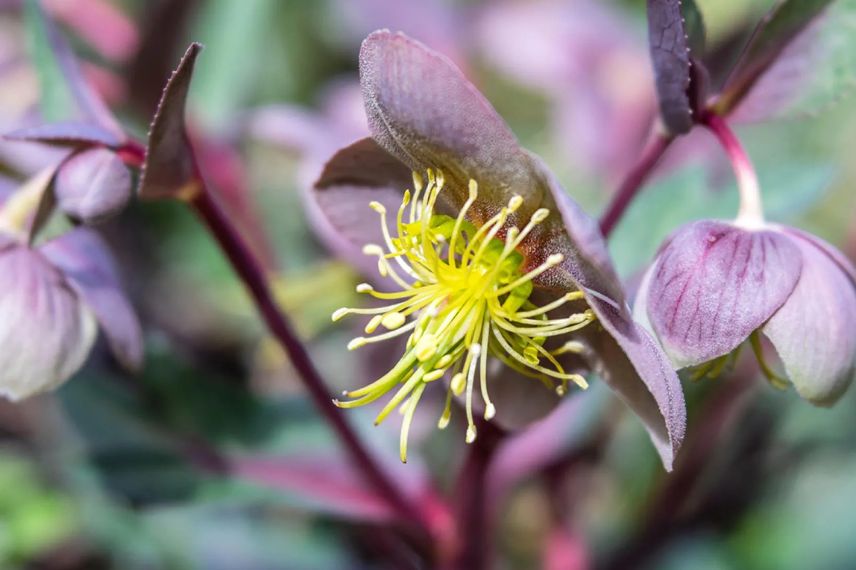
<box><xmin>647</xmin><ymin>0</ymin><xmax>693</xmax><ymax>134</ymax></box>
<box><xmin>55</xmin><ymin>148</ymin><xmax>132</xmax><ymax>223</ymax></box>
<box><xmin>138</xmin><ymin>43</ymin><xmax>203</xmax><ymax>201</ymax></box>
<box><xmin>4</xmin><ymin>122</ymin><xmax>123</xmax><ymax>148</ymax></box>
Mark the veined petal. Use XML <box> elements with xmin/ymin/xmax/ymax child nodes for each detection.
<box><xmin>40</xmin><ymin>229</ymin><xmax>143</xmax><ymax>372</ymax></box>
<box><xmin>0</xmin><ymin>241</ymin><xmax>97</xmax><ymax>400</ymax></box>
<box><xmin>644</xmin><ymin>220</ymin><xmax>802</xmax><ymax>368</ymax></box>
<box><xmin>762</xmin><ymin>233</ymin><xmax>856</xmax><ymax>406</ymax></box>
<box><xmin>360</xmin><ymin>30</ymin><xmax>542</xmax><ymax>216</ymax></box>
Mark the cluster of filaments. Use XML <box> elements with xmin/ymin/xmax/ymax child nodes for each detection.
<box><xmin>332</xmin><ymin>170</ymin><xmax>595</xmax><ymax>462</ymax></box>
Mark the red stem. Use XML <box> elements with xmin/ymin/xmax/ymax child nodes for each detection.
<box><xmin>599</xmin><ymin>133</ymin><xmax>673</xmax><ymax>238</ymax></box>
<box><xmin>700</xmin><ymin>113</ymin><xmax>764</xmax><ymax>225</ymax></box>
<box><xmin>189</xmin><ymin>189</ymin><xmax>429</xmax><ymax>533</ymax></box>
<box><xmin>444</xmin><ymin>421</ymin><xmax>504</xmax><ymax>570</ymax></box>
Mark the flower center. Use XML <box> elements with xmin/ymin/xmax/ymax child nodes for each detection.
<box><xmin>332</xmin><ymin>169</ymin><xmax>595</xmax><ymax>461</ymax></box>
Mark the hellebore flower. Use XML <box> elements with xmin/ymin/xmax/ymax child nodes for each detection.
<box><xmin>0</xmin><ymin>174</ymin><xmax>142</xmax><ymax>400</ymax></box>
<box><xmin>311</xmin><ymin>31</ymin><xmax>685</xmax><ymax>467</ymax></box>
<box><xmin>635</xmin><ymin>218</ymin><xmax>856</xmax><ymax>406</ymax></box>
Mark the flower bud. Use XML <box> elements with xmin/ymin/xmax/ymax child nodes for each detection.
<box><xmin>55</xmin><ymin>148</ymin><xmax>132</xmax><ymax>224</ymax></box>
<box><xmin>0</xmin><ymin>239</ymin><xmax>97</xmax><ymax>400</ymax></box>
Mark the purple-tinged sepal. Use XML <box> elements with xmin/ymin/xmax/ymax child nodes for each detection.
<box><xmin>41</xmin><ymin>229</ymin><xmax>144</xmax><ymax>372</ymax></box>
<box><xmin>637</xmin><ymin>219</ymin><xmax>856</xmax><ymax>407</ymax></box>
<box><xmin>0</xmin><ymin>239</ymin><xmax>97</xmax><ymax>400</ymax></box>
<box><xmin>761</xmin><ymin>231</ymin><xmax>856</xmax><ymax>406</ymax></box>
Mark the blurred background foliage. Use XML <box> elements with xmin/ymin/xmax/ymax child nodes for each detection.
<box><xmin>0</xmin><ymin>0</ymin><xmax>854</xmax><ymax>568</ymax></box>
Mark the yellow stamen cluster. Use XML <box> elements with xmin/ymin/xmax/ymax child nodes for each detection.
<box><xmin>332</xmin><ymin>170</ymin><xmax>595</xmax><ymax>462</ymax></box>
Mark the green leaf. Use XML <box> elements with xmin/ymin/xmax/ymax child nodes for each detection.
<box><xmin>23</xmin><ymin>0</ymin><xmax>78</xmax><ymax>122</ymax></box>
<box><xmin>189</xmin><ymin>0</ymin><xmax>278</xmax><ymax>132</ymax></box>
<box><xmin>681</xmin><ymin>0</ymin><xmax>707</xmax><ymax>57</ymax></box>
<box><xmin>22</xmin><ymin>0</ymin><xmax>123</xmax><ymax>136</ymax></box>
<box><xmin>714</xmin><ymin>0</ymin><xmax>844</xmax><ymax>118</ymax></box>
<box><xmin>739</xmin><ymin>0</ymin><xmax>856</xmax><ymax>121</ymax></box>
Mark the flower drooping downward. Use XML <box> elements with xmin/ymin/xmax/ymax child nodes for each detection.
<box><xmin>333</xmin><ymin>170</ymin><xmax>595</xmax><ymax>460</ymax></box>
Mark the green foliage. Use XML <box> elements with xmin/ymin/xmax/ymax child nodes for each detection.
<box><xmin>0</xmin><ymin>456</ymin><xmax>76</xmax><ymax>565</ymax></box>
<box><xmin>23</xmin><ymin>0</ymin><xmax>77</xmax><ymax>121</ymax></box>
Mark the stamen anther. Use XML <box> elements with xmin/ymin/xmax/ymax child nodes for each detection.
<box><xmin>332</xmin><ymin>308</ymin><xmax>349</xmax><ymax>321</ymax></box>
<box><xmin>466</xmin><ymin>425</ymin><xmax>477</xmax><ymax>443</ymax></box>
<box><xmin>381</xmin><ymin>312</ymin><xmax>406</xmax><ymax>330</ymax></box>
<box><xmin>531</xmin><ymin>208</ymin><xmax>550</xmax><ymax>223</ymax></box>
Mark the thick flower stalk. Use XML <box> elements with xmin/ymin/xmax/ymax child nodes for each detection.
<box><xmin>311</xmin><ymin>30</ymin><xmax>686</xmax><ymax>469</ymax></box>
<box><xmin>333</xmin><ymin>170</ymin><xmax>594</xmax><ymax>459</ymax></box>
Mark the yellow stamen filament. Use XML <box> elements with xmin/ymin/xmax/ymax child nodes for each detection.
<box><xmin>332</xmin><ymin>169</ymin><xmax>596</xmax><ymax>461</ymax></box>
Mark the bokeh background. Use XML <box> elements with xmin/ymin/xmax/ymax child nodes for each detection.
<box><xmin>0</xmin><ymin>0</ymin><xmax>854</xmax><ymax>568</ymax></box>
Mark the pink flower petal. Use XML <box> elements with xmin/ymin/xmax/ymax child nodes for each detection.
<box><xmin>644</xmin><ymin>220</ymin><xmax>802</xmax><ymax>368</ymax></box>
<box><xmin>763</xmin><ymin>232</ymin><xmax>856</xmax><ymax>406</ymax></box>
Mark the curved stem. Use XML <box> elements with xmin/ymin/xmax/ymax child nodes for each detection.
<box><xmin>599</xmin><ymin>133</ymin><xmax>673</xmax><ymax>238</ymax></box>
<box><xmin>701</xmin><ymin>113</ymin><xmax>764</xmax><ymax>227</ymax></box>
<box><xmin>190</xmin><ymin>188</ymin><xmax>429</xmax><ymax>533</ymax></box>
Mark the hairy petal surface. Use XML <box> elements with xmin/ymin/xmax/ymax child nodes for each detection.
<box><xmin>645</xmin><ymin>220</ymin><xmax>802</xmax><ymax>368</ymax></box>
<box><xmin>586</xmin><ymin>301</ymin><xmax>686</xmax><ymax>470</ymax></box>
<box><xmin>763</xmin><ymin>233</ymin><xmax>856</xmax><ymax>406</ymax></box>
<box><xmin>359</xmin><ymin>30</ymin><xmax>544</xmax><ymax>218</ymax></box>
<box><xmin>0</xmin><ymin>239</ymin><xmax>97</xmax><ymax>400</ymax></box>
<box><xmin>525</xmin><ymin>151</ymin><xmax>626</xmax><ymax>302</ymax></box>
<box><xmin>41</xmin><ymin>229</ymin><xmax>143</xmax><ymax>372</ymax></box>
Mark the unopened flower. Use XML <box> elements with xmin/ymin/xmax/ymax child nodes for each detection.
<box><xmin>312</xmin><ymin>31</ymin><xmax>685</xmax><ymax>467</ymax></box>
<box><xmin>0</xmin><ymin>172</ymin><xmax>142</xmax><ymax>400</ymax></box>
<box><xmin>54</xmin><ymin>147</ymin><xmax>133</xmax><ymax>224</ymax></box>
<box><xmin>635</xmin><ymin>219</ymin><xmax>856</xmax><ymax>405</ymax></box>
